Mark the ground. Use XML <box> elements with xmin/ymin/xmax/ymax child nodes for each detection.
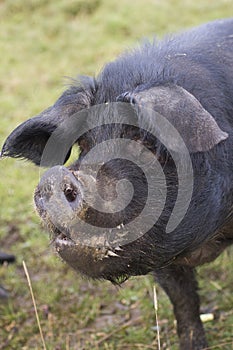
<box><xmin>0</xmin><ymin>1</ymin><xmax>233</xmax><ymax>349</ymax></box>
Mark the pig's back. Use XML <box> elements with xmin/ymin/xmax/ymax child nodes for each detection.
<box><xmin>96</xmin><ymin>18</ymin><xmax>233</xmax><ymax>127</ymax></box>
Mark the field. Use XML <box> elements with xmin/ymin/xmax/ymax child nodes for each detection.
<box><xmin>0</xmin><ymin>0</ymin><xmax>233</xmax><ymax>349</ymax></box>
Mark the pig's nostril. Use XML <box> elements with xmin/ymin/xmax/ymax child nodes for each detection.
<box><xmin>63</xmin><ymin>184</ymin><xmax>78</xmax><ymax>202</ymax></box>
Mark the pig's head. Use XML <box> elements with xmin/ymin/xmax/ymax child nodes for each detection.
<box><xmin>1</xmin><ymin>81</ymin><xmax>228</xmax><ymax>284</ymax></box>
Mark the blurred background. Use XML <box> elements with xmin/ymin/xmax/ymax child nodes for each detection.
<box><xmin>0</xmin><ymin>1</ymin><xmax>233</xmax><ymax>349</ymax></box>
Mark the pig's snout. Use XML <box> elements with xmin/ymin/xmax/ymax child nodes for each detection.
<box><xmin>34</xmin><ymin>166</ymin><xmax>83</xmax><ymax>221</ymax></box>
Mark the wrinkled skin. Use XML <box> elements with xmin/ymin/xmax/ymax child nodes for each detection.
<box><xmin>2</xmin><ymin>19</ymin><xmax>233</xmax><ymax>350</ymax></box>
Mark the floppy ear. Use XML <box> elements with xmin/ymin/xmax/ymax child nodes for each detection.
<box><xmin>1</xmin><ymin>90</ymin><xmax>91</xmax><ymax>166</ymax></box>
<box><xmin>1</xmin><ymin>107</ymin><xmax>60</xmax><ymax>166</ymax></box>
<box><xmin>118</xmin><ymin>84</ymin><xmax>228</xmax><ymax>153</ymax></box>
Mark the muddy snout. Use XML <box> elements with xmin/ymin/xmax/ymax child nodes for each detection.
<box><xmin>34</xmin><ymin>166</ymin><xmax>84</xmax><ymax>227</ymax></box>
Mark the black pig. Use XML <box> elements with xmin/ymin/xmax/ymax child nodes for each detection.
<box><xmin>2</xmin><ymin>19</ymin><xmax>233</xmax><ymax>350</ymax></box>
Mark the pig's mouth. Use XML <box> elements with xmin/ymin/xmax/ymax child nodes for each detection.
<box><xmin>54</xmin><ymin>230</ymin><xmax>120</xmax><ymax>257</ymax></box>
<box><xmin>49</xmin><ymin>224</ymin><xmax>134</xmax><ymax>284</ymax></box>
<box><xmin>53</xmin><ymin>225</ymin><xmax>123</xmax><ymax>260</ymax></box>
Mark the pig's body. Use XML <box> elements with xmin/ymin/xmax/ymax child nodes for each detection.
<box><xmin>2</xmin><ymin>19</ymin><xmax>233</xmax><ymax>350</ymax></box>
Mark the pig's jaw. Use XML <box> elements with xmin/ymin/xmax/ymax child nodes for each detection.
<box><xmin>54</xmin><ymin>230</ymin><xmax>120</xmax><ymax>260</ymax></box>
<box><xmin>50</xmin><ymin>225</ymin><xmax>132</xmax><ymax>284</ymax></box>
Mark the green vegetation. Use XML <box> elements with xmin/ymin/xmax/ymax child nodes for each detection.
<box><xmin>0</xmin><ymin>1</ymin><xmax>232</xmax><ymax>349</ymax></box>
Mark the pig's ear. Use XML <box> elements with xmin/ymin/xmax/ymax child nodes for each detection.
<box><xmin>1</xmin><ymin>87</ymin><xmax>92</xmax><ymax>165</ymax></box>
<box><xmin>118</xmin><ymin>85</ymin><xmax>228</xmax><ymax>153</ymax></box>
<box><xmin>1</xmin><ymin>108</ymin><xmax>64</xmax><ymax>166</ymax></box>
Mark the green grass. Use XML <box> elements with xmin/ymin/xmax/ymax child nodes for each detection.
<box><xmin>0</xmin><ymin>1</ymin><xmax>233</xmax><ymax>349</ymax></box>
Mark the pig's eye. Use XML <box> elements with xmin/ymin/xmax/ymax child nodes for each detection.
<box><xmin>126</xmin><ymin>141</ymin><xmax>155</xmax><ymax>165</ymax></box>
<box><xmin>125</xmin><ymin>140</ymin><xmax>172</xmax><ymax>167</ymax></box>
